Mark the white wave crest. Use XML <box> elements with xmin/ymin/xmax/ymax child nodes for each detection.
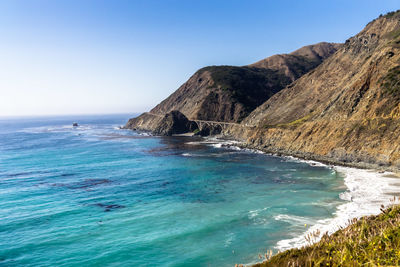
<box><xmin>274</xmin><ymin>214</ymin><xmax>313</xmax><ymax>225</ymax></box>
<box><xmin>276</xmin><ymin>167</ymin><xmax>400</xmax><ymax>250</ymax></box>
<box><xmin>283</xmin><ymin>156</ymin><xmax>328</xmax><ymax>167</ymax></box>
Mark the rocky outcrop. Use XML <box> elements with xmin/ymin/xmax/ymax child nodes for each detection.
<box><xmin>232</xmin><ymin>11</ymin><xmax>400</xmax><ymax>170</ymax></box>
<box><xmin>124</xmin><ymin>110</ymin><xmax>197</xmax><ymax>135</ymax></box>
<box><xmin>125</xmin><ymin>112</ymin><xmax>163</xmax><ymax>132</ymax></box>
<box><xmin>152</xmin><ymin>111</ymin><xmax>198</xmax><ymax>136</ymax></box>
<box><xmin>126</xmin><ymin>42</ymin><xmax>340</xmax><ymax>133</ymax></box>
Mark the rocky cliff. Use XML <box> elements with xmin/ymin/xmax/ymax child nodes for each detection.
<box><xmin>236</xmin><ymin>11</ymin><xmax>400</xmax><ymax>169</ymax></box>
<box><xmin>125</xmin><ymin>42</ymin><xmax>339</xmax><ymax>133</ymax></box>
<box><xmin>126</xmin><ymin>10</ymin><xmax>400</xmax><ymax>170</ymax></box>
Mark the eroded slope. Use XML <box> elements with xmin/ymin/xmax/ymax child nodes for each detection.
<box><xmin>239</xmin><ymin>11</ymin><xmax>400</xmax><ymax>169</ymax></box>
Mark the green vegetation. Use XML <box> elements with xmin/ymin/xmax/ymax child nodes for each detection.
<box><xmin>285</xmin><ymin>55</ymin><xmax>321</xmax><ymax>79</ymax></box>
<box><xmin>380</xmin><ymin>66</ymin><xmax>400</xmax><ymax>96</ymax></box>
<box><xmin>261</xmin><ymin>114</ymin><xmax>313</xmax><ymax>129</ymax></box>
<box><xmin>383</xmin><ymin>9</ymin><xmax>400</xmax><ymax>19</ymax></box>
<box><xmin>196</xmin><ymin>54</ymin><xmax>324</xmax><ymax>121</ymax></box>
<box><xmin>370</xmin><ymin>10</ymin><xmax>400</xmax><ymax>26</ymax></box>
<box><xmin>384</xmin><ymin>27</ymin><xmax>400</xmax><ymax>50</ymax></box>
<box><xmin>382</xmin><ymin>11</ymin><xmax>400</xmax><ymax>49</ymax></box>
<box><xmin>199</xmin><ymin>65</ymin><xmax>291</xmax><ymax>112</ymax></box>
<box><xmin>276</xmin><ymin>114</ymin><xmax>313</xmax><ymax>128</ymax></box>
<box><xmin>252</xmin><ymin>202</ymin><xmax>400</xmax><ymax>267</ymax></box>
<box><xmin>385</xmin><ymin>27</ymin><xmax>400</xmax><ymax>41</ymax></box>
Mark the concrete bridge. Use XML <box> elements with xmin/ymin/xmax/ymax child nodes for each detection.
<box><xmin>192</xmin><ymin>119</ymin><xmax>240</xmax><ymax>132</ymax></box>
<box><xmin>145</xmin><ymin>112</ymin><xmax>255</xmax><ymax>131</ymax></box>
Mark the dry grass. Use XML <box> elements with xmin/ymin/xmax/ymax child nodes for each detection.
<box><xmin>249</xmin><ymin>201</ymin><xmax>400</xmax><ymax>267</ymax></box>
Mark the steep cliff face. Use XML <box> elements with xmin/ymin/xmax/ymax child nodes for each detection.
<box><xmin>239</xmin><ymin>11</ymin><xmax>400</xmax><ymax>169</ymax></box>
<box><xmin>126</xmin><ymin>42</ymin><xmax>340</xmax><ymax>133</ymax></box>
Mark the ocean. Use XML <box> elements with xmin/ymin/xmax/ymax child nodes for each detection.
<box><xmin>1</xmin><ymin>114</ymin><xmax>399</xmax><ymax>266</ymax></box>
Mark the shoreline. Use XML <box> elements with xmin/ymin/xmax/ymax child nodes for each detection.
<box><xmin>240</xmin><ymin>142</ymin><xmax>400</xmax><ymax>174</ymax></box>
<box><xmin>274</xmin><ymin>166</ymin><xmax>400</xmax><ymax>250</ymax></box>
<box><xmin>197</xmin><ymin>136</ymin><xmax>400</xmax><ymax>266</ymax></box>
<box><xmin>129</xmin><ymin>131</ymin><xmax>400</xmax><ymax>265</ymax></box>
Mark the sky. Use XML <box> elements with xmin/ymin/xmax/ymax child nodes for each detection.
<box><xmin>0</xmin><ymin>0</ymin><xmax>399</xmax><ymax>117</ymax></box>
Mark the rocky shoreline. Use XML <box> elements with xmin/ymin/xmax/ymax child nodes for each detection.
<box><xmin>123</xmin><ymin>10</ymin><xmax>400</xmax><ymax>266</ymax></box>
<box><xmin>201</xmin><ymin>135</ymin><xmax>400</xmax><ymax>266</ymax></box>
<box><xmin>126</xmin><ymin>12</ymin><xmax>400</xmax><ymax>173</ymax></box>
<box><xmin>240</xmin><ymin>142</ymin><xmax>400</xmax><ymax>173</ymax></box>
<box><xmin>166</xmin><ymin>133</ymin><xmax>400</xmax><ymax>266</ymax></box>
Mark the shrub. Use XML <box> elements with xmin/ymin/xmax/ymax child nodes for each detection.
<box><xmin>199</xmin><ymin>65</ymin><xmax>291</xmax><ymax>112</ymax></box>
<box><xmin>380</xmin><ymin>66</ymin><xmax>400</xmax><ymax>96</ymax></box>
<box><xmin>251</xmin><ymin>202</ymin><xmax>400</xmax><ymax>267</ymax></box>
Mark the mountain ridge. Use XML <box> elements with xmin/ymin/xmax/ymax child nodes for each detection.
<box><xmin>234</xmin><ymin>11</ymin><xmax>400</xmax><ymax>170</ymax></box>
<box><xmin>126</xmin><ymin>10</ymin><xmax>400</xmax><ymax>170</ymax></box>
<box><xmin>249</xmin><ymin>42</ymin><xmax>341</xmax><ymax>81</ymax></box>
<box><xmin>125</xmin><ymin>42</ymin><xmax>340</xmax><ymax>133</ymax></box>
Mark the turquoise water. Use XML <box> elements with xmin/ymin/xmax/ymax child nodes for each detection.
<box><xmin>0</xmin><ymin>114</ymin><xmax>346</xmax><ymax>266</ymax></box>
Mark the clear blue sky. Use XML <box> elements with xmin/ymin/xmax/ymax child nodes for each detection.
<box><xmin>0</xmin><ymin>0</ymin><xmax>399</xmax><ymax>116</ymax></box>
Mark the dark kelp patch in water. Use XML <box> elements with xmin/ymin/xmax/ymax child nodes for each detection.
<box><xmin>92</xmin><ymin>203</ymin><xmax>125</xmax><ymax>212</ymax></box>
<box><xmin>145</xmin><ymin>136</ymin><xmax>206</xmax><ymax>157</ymax></box>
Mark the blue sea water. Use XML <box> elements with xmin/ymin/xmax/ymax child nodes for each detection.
<box><xmin>0</xmin><ymin>114</ymin><xmax>347</xmax><ymax>266</ymax></box>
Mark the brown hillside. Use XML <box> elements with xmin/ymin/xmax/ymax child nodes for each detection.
<box><xmin>239</xmin><ymin>11</ymin><xmax>400</xmax><ymax>169</ymax></box>
<box><xmin>126</xmin><ymin>43</ymin><xmax>339</xmax><ymax>132</ymax></box>
<box><xmin>249</xmin><ymin>42</ymin><xmax>341</xmax><ymax>81</ymax></box>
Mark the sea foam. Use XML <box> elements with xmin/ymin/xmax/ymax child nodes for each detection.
<box><xmin>205</xmin><ymin>137</ymin><xmax>400</xmax><ymax>252</ymax></box>
<box><xmin>276</xmin><ymin>167</ymin><xmax>400</xmax><ymax>250</ymax></box>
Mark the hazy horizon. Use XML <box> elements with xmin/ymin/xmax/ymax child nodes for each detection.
<box><xmin>0</xmin><ymin>111</ymin><xmax>140</xmax><ymax>119</ymax></box>
<box><xmin>1</xmin><ymin>0</ymin><xmax>399</xmax><ymax>117</ymax></box>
